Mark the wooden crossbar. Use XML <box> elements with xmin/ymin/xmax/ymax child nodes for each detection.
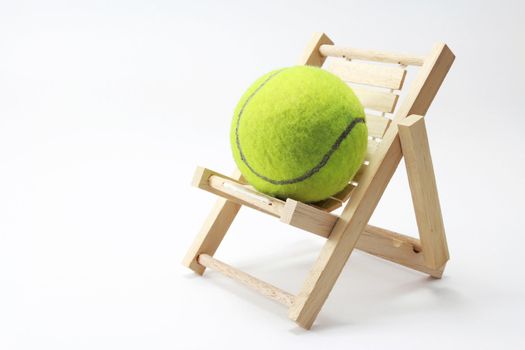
<box><xmin>357</xmin><ymin>225</ymin><xmax>444</xmax><ymax>278</ymax></box>
<box><xmin>327</xmin><ymin>60</ymin><xmax>407</xmax><ymax>90</ymax></box>
<box><xmin>353</xmin><ymin>86</ymin><xmax>399</xmax><ymax>113</ymax></box>
<box><xmin>198</xmin><ymin>254</ymin><xmax>295</xmax><ymax>307</ymax></box>
<box><xmin>320</xmin><ymin>44</ymin><xmax>426</xmax><ymax>66</ymax></box>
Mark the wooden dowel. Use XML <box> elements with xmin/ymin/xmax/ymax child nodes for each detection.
<box><xmin>197</xmin><ymin>254</ymin><xmax>295</xmax><ymax>307</ymax></box>
<box><xmin>320</xmin><ymin>45</ymin><xmax>425</xmax><ymax>66</ymax></box>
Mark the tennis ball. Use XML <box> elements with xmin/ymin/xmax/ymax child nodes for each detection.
<box><xmin>230</xmin><ymin>65</ymin><xmax>367</xmax><ymax>203</ymax></box>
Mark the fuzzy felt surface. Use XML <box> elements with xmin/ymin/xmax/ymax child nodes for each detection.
<box><xmin>230</xmin><ymin>65</ymin><xmax>368</xmax><ymax>203</ymax></box>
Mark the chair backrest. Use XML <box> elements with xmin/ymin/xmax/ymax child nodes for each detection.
<box><xmin>300</xmin><ymin>33</ymin><xmax>454</xmax><ymax>211</ymax></box>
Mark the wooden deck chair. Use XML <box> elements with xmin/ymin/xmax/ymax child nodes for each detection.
<box><xmin>183</xmin><ymin>32</ymin><xmax>455</xmax><ymax>329</ymax></box>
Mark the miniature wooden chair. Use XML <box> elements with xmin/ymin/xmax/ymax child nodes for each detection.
<box><xmin>183</xmin><ymin>32</ymin><xmax>454</xmax><ymax>329</ymax></box>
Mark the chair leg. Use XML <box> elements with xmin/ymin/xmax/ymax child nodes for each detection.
<box><xmin>288</xmin><ymin>223</ymin><xmax>364</xmax><ymax>329</ymax></box>
<box><xmin>398</xmin><ymin>115</ymin><xmax>449</xmax><ymax>273</ymax></box>
<box><xmin>289</xmin><ymin>128</ymin><xmax>404</xmax><ymax>329</ymax></box>
<box><xmin>182</xmin><ymin>169</ymin><xmax>243</xmax><ymax>275</ymax></box>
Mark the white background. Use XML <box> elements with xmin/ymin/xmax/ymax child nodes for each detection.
<box><xmin>1</xmin><ymin>0</ymin><xmax>524</xmax><ymax>348</ymax></box>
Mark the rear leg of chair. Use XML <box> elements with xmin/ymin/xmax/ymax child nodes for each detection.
<box><xmin>398</xmin><ymin>115</ymin><xmax>449</xmax><ymax>276</ymax></box>
<box><xmin>182</xmin><ymin>168</ymin><xmax>243</xmax><ymax>275</ymax></box>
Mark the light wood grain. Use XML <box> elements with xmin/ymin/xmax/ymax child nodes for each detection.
<box><xmin>280</xmin><ymin>199</ymin><xmax>339</xmax><ymax>237</ymax></box>
<box><xmin>328</xmin><ymin>60</ymin><xmax>407</xmax><ymax>90</ymax></box>
<box><xmin>367</xmin><ymin>114</ymin><xmax>391</xmax><ymax>138</ymax></box>
<box><xmin>357</xmin><ymin>225</ymin><xmax>445</xmax><ymax>277</ymax></box>
<box><xmin>332</xmin><ymin>182</ymin><xmax>357</xmax><ymax>203</ymax></box>
<box><xmin>353</xmin><ymin>87</ymin><xmax>399</xmax><ymax>113</ymax></box>
<box><xmin>395</xmin><ymin>43</ymin><xmax>455</xmax><ymax>117</ymax></box>
<box><xmin>299</xmin><ymin>32</ymin><xmax>334</xmax><ymax>66</ymax></box>
<box><xmin>195</xmin><ymin>167</ymin><xmax>441</xmax><ymax>274</ymax></box>
<box><xmin>289</xmin><ymin>133</ymin><xmax>404</xmax><ymax>328</ymax></box>
<box><xmin>193</xmin><ymin>167</ymin><xmax>285</xmax><ymax>218</ymax></box>
<box><xmin>366</xmin><ymin>137</ymin><xmax>382</xmax><ymax>158</ymax></box>
<box><xmin>320</xmin><ymin>45</ymin><xmax>425</xmax><ymax>66</ymax></box>
<box><xmin>312</xmin><ymin>197</ymin><xmax>343</xmax><ymax>212</ymax></box>
<box><xmin>345</xmin><ymin>167</ymin><xmax>366</xmax><ymax>194</ymax></box>
<box><xmin>182</xmin><ymin>168</ymin><xmax>243</xmax><ymax>275</ymax></box>
<box><xmin>198</xmin><ymin>254</ymin><xmax>296</xmax><ymax>307</ymax></box>
<box><xmin>398</xmin><ymin>115</ymin><xmax>449</xmax><ymax>270</ymax></box>
<box><xmin>289</xmin><ymin>42</ymin><xmax>455</xmax><ymax>329</ymax></box>
<box><xmin>196</xmin><ymin>167</ymin><xmax>339</xmax><ymax>237</ymax></box>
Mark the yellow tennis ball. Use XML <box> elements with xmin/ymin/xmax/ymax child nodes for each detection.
<box><xmin>230</xmin><ymin>66</ymin><xmax>367</xmax><ymax>202</ymax></box>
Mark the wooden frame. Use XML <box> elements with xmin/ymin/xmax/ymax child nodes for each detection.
<box><xmin>182</xmin><ymin>32</ymin><xmax>454</xmax><ymax>329</ymax></box>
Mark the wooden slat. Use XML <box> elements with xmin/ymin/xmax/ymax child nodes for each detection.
<box><xmin>366</xmin><ymin>137</ymin><xmax>382</xmax><ymax>158</ymax></box>
<box><xmin>182</xmin><ymin>168</ymin><xmax>244</xmax><ymax>275</ymax></box>
<box><xmin>192</xmin><ymin>167</ymin><xmax>285</xmax><ymax>218</ymax></box>
<box><xmin>198</xmin><ymin>254</ymin><xmax>296</xmax><ymax>307</ymax></box>
<box><xmin>312</xmin><ymin>197</ymin><xmax>343</xmax><ymax>212</ymax></box>
<box><xmin>353</xmin><ymin>87</ymin><xmax>399</xmax><ymax>113</ymax></box>
<box><xmin>350</xmin><ymin>165</ymin><xmax>367</xmax><ymax>186</ymax></box>
<box><xmin>362</xmin><ymin>224</ymin><xmax>421</xmax><ymax>252</ymax></box>
<box><xmin>320</xmin><ymin>44</ymin><xmax>425</xmax><ymax>66</ymax></box>
<box><xmin>328</xmin><ymin>60</ymin><xmax>407</xmax><ymax>90</ymax></box>
<box><xmin>366</xmin><ymin>114</ymin><xmax>391</xmax><ymax>138</ymax></box>
<box><xmin>331</xmin><ymin>182</ymin><xmax>356</xmax><ymax>203</ymax></box>
<box><xmin>313</xmin><ymin>163</ymin><xmax>365</xmax><ymax>211</ymax></box>
<box><xmin>399</xmin><ymin>115</ymin><xmax>449</xmax><ymax>270</ymax></box>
